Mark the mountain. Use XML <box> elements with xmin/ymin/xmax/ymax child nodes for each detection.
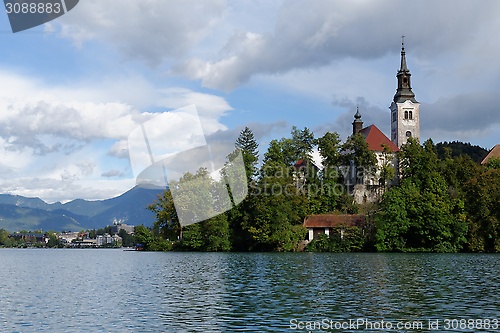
<box><xmin>0</xmin><ymin>186</ymin><xmax>165</xmax><ymax>232</ymax></box>
<box><xmin>0</xmin><ymin>203</ymin><xmax>86</xmax><ymax>233</ymax></box>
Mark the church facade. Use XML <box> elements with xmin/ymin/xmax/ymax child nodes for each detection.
<box><xmin>348</xmin><ymin>40</ymin><xmax>420</xmax><ymax>203</ymax></box>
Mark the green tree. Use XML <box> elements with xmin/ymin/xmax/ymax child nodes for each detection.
<box><xmin>134</xmin><ymin>225</ymin><xmax>153</xmax><ymax>249</ymax></box>
<box><xmin>465</xmin><ymin>168</ymin><xmax>500</xmax><ymax>252</ymax></box>
<box><xmin>290</xmin><ymin>126</ymin><xmax>315</xmax><ymax>162</ymax></box>
<box><xmin>485</xmin><ymin>156</ymin><xmax>500</xmax><ymax>170</ymax></box>
<box><xmin>341</xmin><ymin>133</ymin><xmax>377</xmax><ymax>184</ymax></box>
<box><xmin>179</xmin><ymin>223</ymin><xmax>204</xmax><ymax>250</ymax></box>
<box><xmin>118</xmin><ymin>229</ymin><xmax>136</xmax><ymax>248</ymax></box>
<box><xmin>317</xmin><ymin>131</ymin><xmax>342</xmax><ymax>170</ymax></box>
<box><xmin>149</xmin><ymin>189</ymin><xmax>181</xmax><ymax>241</ymax></box>
<box><xmin>0</xmin><ymin>229</ymin><xmax>12</xmax><ymax>247</ymax></box>
<box><xmin>379</xmin><ymin>143</ymin><xmax>396</xmax><ymax>191</ymax></box>
<box><xmin>439</xmin><ymin>154</ymin><xmax>480</xmax><ymax>199</ymax></box>
<box><xmin>46</xmin><ymin>231</ymin><xmax>60</xmax><ymax>248</ymax></box>
<box><xmin>235</xmin><ymin>126</ymin><xmax>259</xmax><ymax>182</ymax></box>
<box><xmin>201</xmin><ymin>214</ymin><xmax>231</xmax><ymax>251</ymax></box>
<box><xmin>375</xmin><ymin>139</ymin><xmax>468</xmax><ymax>252</ymax></box>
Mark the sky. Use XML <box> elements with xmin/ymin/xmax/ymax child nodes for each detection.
<box><xmin>0</xmin><ymin>0</ymin><xmax>499</xmax><ymax>203</ymax></box>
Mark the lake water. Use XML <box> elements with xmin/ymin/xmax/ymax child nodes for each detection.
<box><xmin>0</xmin><ymin>249</ymin><xmax>498</xmax><ymax>332</ymax></box>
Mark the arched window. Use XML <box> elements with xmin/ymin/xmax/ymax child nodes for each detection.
<box><xmin>409</xmin><ymin>111</ymin><xmax>413</xmax><ymax>120</ymax></box>
<box><xmin>406</xmin><ymin>131</ymin><xmax>412</xmax><ymax>138</ymax></box>
<box><xmin>404</xmin><ymin>110</ymin><xmax>409</xmax><ymax>119</ymax></box>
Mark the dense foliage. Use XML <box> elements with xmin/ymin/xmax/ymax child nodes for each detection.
<box><xmin>145</xmin><ymin>127</ymin><xmax>500</xmax><ymax>253</ymax></box>
<box><xmin>376</xmin><ymin>139</ymin><xmax>500</xmax><ymax>252</ymax></box>
<box><xmin>146</xmin><ymin>127</ymin><xmax>366</xmax><ymax>251</ymax></box>
<box><xmin>436</xmin><ymin>141</ymin><xmax>488</xmax><ymax>162</ymax></box>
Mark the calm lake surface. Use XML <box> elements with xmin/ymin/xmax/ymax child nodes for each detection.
<box><xmin>0</xmin><ymin>249</ymin><xmax>498</xmax><ymax>332</ymax></box>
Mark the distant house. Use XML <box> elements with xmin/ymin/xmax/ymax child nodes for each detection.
<box><xmin>293</xmin><ymin>158</ymin><xmax>321</xmax><ymax>191</ymax></box>
<box><xmin>303</xmin><ymin>214</ymin><xmax>366</xmax><ymax>242</ymax></box>
<box><xmin>96</xmin><ymin>233</ymin><xmax>122</xmax><ymax>247</ymax></box>
<box><xmin>481</xmin><ymin>144</ymin><xmax>500</xmax><ymax>165</ymax></box>
<box><xmin>59</xmin><ymin>231</ymin><xmax>80</xmax><ymax>244</ymax></box>
<box><xmin>9</xmin><ymin>233</ymin><xmax>48</xmax><ymax>244</ymax></box>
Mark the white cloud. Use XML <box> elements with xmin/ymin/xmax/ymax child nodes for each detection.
<box><xmin>101</xmin><ymin>169</ymin><xmax>125</xmax><ymax>178</ymax></box>
<box><xmin>0</xmin><ymin>70</ymin><xmax>233</xmax><ymax>202</ymax></box>
<box><xmin>172</xmin><ymin>0</ymin><xmax>500</xmax><ymax>91</ymax></box>
<box><xmin>57</xmin><ymin>0</ymin><xmax>227</xmax><ymax>65</ymax></box>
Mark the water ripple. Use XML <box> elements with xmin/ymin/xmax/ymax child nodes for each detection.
<box><xmin>0</xmin><ymin>250</ymin><xmax>498</xmax><ymax>332</ymax></box>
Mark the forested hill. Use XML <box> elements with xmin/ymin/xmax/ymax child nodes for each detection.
<box><xmin>436</xmin><ymin>141</ymin><xmax>489</xmax><ymax>162</ymax></box>
<box><xmin>0</xmin><ymin>186</ymin><xmax>165</xmax><ymax>232</ymax></box>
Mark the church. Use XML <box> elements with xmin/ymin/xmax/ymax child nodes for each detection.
<box><xmin>304</xmin><ymin>39</ymin><xmax>421</xmax><ymax>241</ymax></box>
<box><xmin>347</xmin><ymin>39</ymin><xmax>420</xmax><ymax>203</ymax></box>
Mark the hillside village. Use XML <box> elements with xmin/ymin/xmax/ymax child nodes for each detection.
<box><xmin>0</xmin><ymin>222</ymin><xmax>136</xmax><ymax>248</ymax></box>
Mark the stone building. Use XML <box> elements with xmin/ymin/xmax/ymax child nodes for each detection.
<box><xmin>347</xmin><ymin>39</ymin><xmax>420</xmax><ymax>203</ymax></box>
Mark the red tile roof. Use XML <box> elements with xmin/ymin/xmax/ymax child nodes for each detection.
<box><xmin>481</xmin><ymin>144</ymin><xmax>500</xmax><ymax>165</ymax></box>
<box><xmin>358</xmin><ymin>125</ymin><xmax>399</xmax><ymax>152</ymax></box>
<box><xmin>294</xmin><ymin>159</ymin><xmax>306</xmax><ymax>168</ymax></box>
<box><xmin>303</xmin><ymin>214</ymin><xmax>366</xmax><ymax>228</ymax></box>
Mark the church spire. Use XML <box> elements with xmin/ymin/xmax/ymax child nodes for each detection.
<box><xmin>399</xmin><ymin>35</ymin><xmax>409</xmax><ymax>73</ymax></box>
<box><xmin>390</xmin><ymin>36</ymin><xmax>420</xmax><ymax>149</ymax></box>
<box><xmin>393</xmin><ymin>35</ymin><xmax>417</xmax><ymax>103</ymax></box>
<box><xmin>352</xmin><ymin>106</ymin><xmax>363</xmax><ymax>135</ymax></box>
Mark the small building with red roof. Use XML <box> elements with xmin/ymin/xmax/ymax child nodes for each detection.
<box><xmin>481</xmin><ymin>144</ymin><xmax>500</xmax><ymax>165</ymax></box>
<box><xmin>303</xmin><ymin>214</ymin><xmax>366</xmax><ymax>242</ymax></box>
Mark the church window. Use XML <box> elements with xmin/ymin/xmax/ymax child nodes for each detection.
<box><xmin>404</xmin><ymin>110</ymin><xmax>409</xmax><ymax>119</ymax></box>
<box><xmin>406</xmin><ymin>131</ymin><xmax>412</xmax><ymax>138</ymax></box>
<box><xmin>409</xmin><ymin>111</ymin><xmax>413</xmax><ymax>120</ymax></box>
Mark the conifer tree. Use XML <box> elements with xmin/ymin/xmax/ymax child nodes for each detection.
<box><xmin>235</xmin><ymin>127</ymin><xmax>259</xmax><ymax>182</ymax></box>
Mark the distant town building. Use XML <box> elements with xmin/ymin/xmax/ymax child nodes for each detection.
<box><xmin>9</xmin><ymin>233</ymin><xmax>48</xmax><ymax>244</ymax></box>
<box><xmin>59</xmin><ymin>231</ymin><xmax>80</xmax><ymax>244</ymax></box>
<box><xmin>110</xmin><ymin>223</ymin><xmax>135</xmax><ymax>235</ymax></box>
<box><xmin>96</xmin><ymin>233</ymin><xmax>122</xmax><ymax>247</ymax></box>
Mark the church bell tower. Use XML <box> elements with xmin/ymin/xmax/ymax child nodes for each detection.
<box><xmin>390</xmin><ymin>36</ymin><xmax>420</xmax><ymax>148</ymax></box>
